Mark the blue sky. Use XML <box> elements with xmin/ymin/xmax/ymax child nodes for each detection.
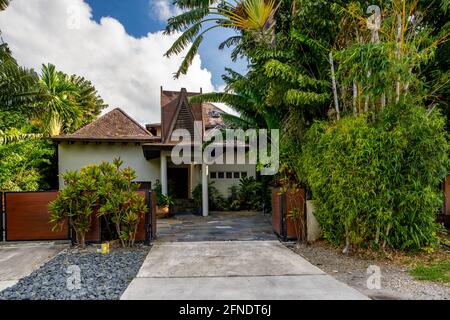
<box><xmin>85</xmin><ymin>0</ymin><xmax>247</xmax><ymax>87</ymax></box>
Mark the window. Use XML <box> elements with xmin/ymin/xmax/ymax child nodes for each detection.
<box><xmin>226</xmin><ymin>172</ymin><xmax>232</xmax><ymax>179</ymax></box>
<box><xmin>210</xmin><ymin>172</ymin><xmax>217</xmax><ymax>179</ymax></box>
<box><xmin>218</xmin><ymin>172</ymin><xmax>225</xmax><ymax>179</ymax></box>
<box><xmin>241</xmin><ymin>172</ymin><xmax>248</xmax><ymax>178</ymax></box>
<box><xmin>233</xmin><ymin>172</ymin><xmax>240</xmax><ymax>179</ymax></box>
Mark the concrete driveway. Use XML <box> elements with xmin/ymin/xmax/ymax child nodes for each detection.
<box><xmin>121</xmin><ymin>241</ymin><xmax>368</xmax><ymax>300</ymax></box>
<box><xmin>0</xmin><ymin>242</ymin><xmax>68</xmax><ymax>292</ymax></box>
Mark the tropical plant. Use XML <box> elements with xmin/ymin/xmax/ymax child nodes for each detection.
<box><xmin>0</xmin><ymin>0</ymin><xmax>10</xmax><ymax>11</ymax></box>
<box><xmin>96</xmin><ymin>158</ymin><xmax>147</xmax><ymax>247</ymax></box>
<box><xmin>0</xmin><ymin>128</ymin><xmax>42</xmax><ymax>145</ymax></box>
<box><xmin>192</xmin><ymin>181</ymin><xmax>225</xmax><ymax>211</ymax></box>
<box><xmin>301</xmin><ymin>103</ymin><xmax>448</xmax><ymax>251</ymax></box>
<box><xmin>0</xmin><ymin>139</ymin><xmax>55</xmax><ymax>191</ymax></box>
<box><xmin>0</xmin><ymin>44</ymin><xmax>39</xmax><ymax>112</ymax></box>
<box><xmin>49</xmin><ymin>168</ymin><xmax>99</xmax><ymax>248</ymax></box>
<box><xmin>164</xmin><ymin>0</ymin><xmax>279</xmax><ymax>78</ymax></box>
<box><xmin>50</xmin><ymin>159</ymin><xmax>148</xmax><ymax>248</ymax></box>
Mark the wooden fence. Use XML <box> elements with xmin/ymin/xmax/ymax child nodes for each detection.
<box><xmin>271</xmin><ymin>187</ymin><xmax>306</xmax><ymax>241</ymax></box>
<box><xmin>0</xmin><ymin>190</ymin><xmax>156</xmax><ymax>243</ymax></box>
<box><xmin>440</xmin><ymin>176</ymin><xmax>450</xmax><ymax>225</ymax></box>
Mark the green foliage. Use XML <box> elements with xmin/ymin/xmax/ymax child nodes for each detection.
<box><xmin>192</xmin><ymin>177</ymin><xmax>268</xmax><ymax>212</ymax></box>
<box><xmin>49</xmin><ymin>168</ymin><xmax>99</xmax><ymax>248</ymax></box>
<box><xmin>0</xmin><ymin>139</ymin><xmax>55</xmax><ymax>191</ymax></box>
<box><xmin>192</xmin><ymin>181</ymin><xmax>226</xmax><ymax>211</ymax></box>
<box><xmin>49</xmin><ymin>159</ymin><xmax>147</xmax><ymax>248</ymax></box>
<box><xmin>301</xmin><ymin>103</ymin><xmax>449</xmax><ymax>250</ymax></box>
<box><xmin>0</xmin><ymin>45</ymin><xmax>106</xmax><ymax>192</ymax></box>
<box><xmin>165</xmin><ymin>0</ymin><xmax>279</xmax><ymax>78</ymax></box>
<box><xmin>152</xmin><ymin>179</ymin><xmax>175</xmax><ymax>207</ymax></box>
<box><xmin>410</xmin><ymin>260</ymin><xmax>450</xmax><ymax>283</ymax></box>
<box><xmin>233</xmin><ymin>176</ymin><xmax>266</xmax><ymax>211</ymax></box>
<box><xmin>35</xmin><ymin>64</ymin><xmax>106</xmax><ymax>134</ymax></box>
<box><xmin>96</xmin><ymin>158</ymin><xmax>147</xmax><ymax>247</ymax></box>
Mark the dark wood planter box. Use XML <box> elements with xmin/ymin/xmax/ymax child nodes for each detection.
<box><xmin>271</xmin><ymin>187</ymin><xmax>306</xmax><ymax>241</ymax></box>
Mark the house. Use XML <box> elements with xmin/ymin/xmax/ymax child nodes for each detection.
<box><xmin>52</xmin><ymin>87</ymin><xmax>256</xmax><ymax>216</ymax></box>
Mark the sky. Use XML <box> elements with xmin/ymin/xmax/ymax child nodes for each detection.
<box><xmin>0</xmin><ymin>0</ymin><xmax>246</xmax><ymax>123</ymax></box>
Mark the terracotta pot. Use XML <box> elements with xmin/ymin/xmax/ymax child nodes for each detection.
<box><xmin>156</xmin><ymin>205</ymin><xmax>170</xmax><ymax>218</ymax></box>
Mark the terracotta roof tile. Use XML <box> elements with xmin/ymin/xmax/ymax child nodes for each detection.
<box><xmin>53</xmin><ymin>108</ymin><xmax>156</xmax><ymax>142</ymax></box>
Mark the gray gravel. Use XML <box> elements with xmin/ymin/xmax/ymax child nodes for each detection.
<box><xmin>286</xmin><ymin>242</ymin><xmax>450</xmax><ymax>300</ymax></box>
<box><xmin>0</xmin><ymin>246</ymin><xmax>150</xmax><ymax>300</ymax></box>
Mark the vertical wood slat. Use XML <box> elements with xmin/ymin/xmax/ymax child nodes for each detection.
<box><xmin>271</xmin><ymin>187</ymin><xmax>306</xmax><ymax>241</ymax></box>
<box><xmin>444</xmin><ymin>176</ymin><xmax>450</xmax><ymax>216</ymax></box>
<box><xmin>3</xmin><ymin>191</ymin><xmax>155</xmax><ymax>243</ymax></box>
<box><xmin>1</xmin><ymin>192</ymin><xmax>4</xmax><ymax>242</ymax></box>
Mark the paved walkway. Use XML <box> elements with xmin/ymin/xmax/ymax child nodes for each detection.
<box><xmin>0</xmin><ymin>242</ymin><xmax>68</xmax><ymax>292</ymax></box>
<box><xmin>156</xmin><ymin>211</ymin><xmax>276</xmax><ymax>242</ymax></box>
<box><xmin>121</xmin><ymin>241</ymin><xmax>368</xmax><ymax>300</ymax></box>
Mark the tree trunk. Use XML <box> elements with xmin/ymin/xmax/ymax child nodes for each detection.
<box><xmin>329</xmin><ymin>52</ymin><xmax>340</xmax><ymax>120</ymax></box>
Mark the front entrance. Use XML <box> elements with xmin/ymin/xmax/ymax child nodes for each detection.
<box><xmin>167</xmin><ymin>167</ymin><xmax>189</xmax><ymax>199</ymax></box>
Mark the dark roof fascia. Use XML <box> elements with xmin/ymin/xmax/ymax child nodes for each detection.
<box><xmin>51</xmin><ymin>136</ymin><xmax>161</xmax><ymax>143</ymax></box>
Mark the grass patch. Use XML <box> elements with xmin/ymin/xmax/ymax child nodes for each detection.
<box><xmin>409</xmin><ymin>260</ymin><xmax>450</xmax><ymax>283</ymax></box>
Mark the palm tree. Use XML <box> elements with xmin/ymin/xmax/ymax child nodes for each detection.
<box><xmin>34</xmin><ymin>64</ymin><xmax>82</xmax><ymax>133</ymax></box>
<box><xmin>69</xmin><ymin>74</ymin><xmax>106</xmax><ymax>126</ymax></box>
<box><xmin>0</xmin><ymin>44</ymin><xmax>39</xmax><ymax>112</ymax></box>
<box><xmin>0</xmin><ymin>128</ymin><xmax>42</xmax><ymax>145</ymax></box>
<box><xmin>0</xmin><ymin>0</ymin><xmax>10</xmax><ymax>11</ymax></box>
<box><xmin>164</xmin><ymin>0</ymin><xmax>279</xmax><ymax>78</ymax></box>
<box><xmin>189</xmin><ymin>68</ymin><xmax>281</xmax><ymax>129</ymax></box>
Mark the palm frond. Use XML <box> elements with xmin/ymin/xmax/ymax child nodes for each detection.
<box><xmin>164</xmin><ymin>7</ymin><xmax>210</xmax><ymax>34</ymax></box>
<box><xmin>0</xmin><ymin>60</ymin><xmax>39</xmax><ymax>109</ymax></box>
<box><xmin>0</xmin><ymin>0</ymin><xmax>10</xmax><ymax>11</ymax></box>
<box><xmin>173</xmin><ymin>0</ymin><xmax>218</xmax><ymax>10</ymax></box>
<box><xmin>165</xmin><ymin>22</ymin><xmax>203</xmax><ymax>57</ymax></box>
<box><xmin>0</xmin><ymin>128</ymin><xmax>42</xmax><ymax>145</ymax></box>
<box><xmin>219</xmin><ymin>35</ymin><xmax>242</xmax><ymax>50</ymax></box>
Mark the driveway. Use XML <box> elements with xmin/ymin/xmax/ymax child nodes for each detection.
<box><xmin>156</xmin><ymin>211</ymin><xmax>276</xmax><ymax>242</ymax></box>
<box><xmin>121</xmin><ymin>241</ymin><xmax>368</xmax><ymax>300</ymax></box>
<box><xmin>0</xmin><ymin>242</ymin><xmax>68</xmax><ymax>292</ymax></box>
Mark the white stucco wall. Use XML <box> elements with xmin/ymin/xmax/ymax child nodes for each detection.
<box><xmin>208</xmin><ymin>163</ymin><xmax>256</xmax><ymax>196</ymax></box>
<box><xmin>58</xmin><ymin>142</ymin><xmax>160</xmax><ymax>189</ymax></box>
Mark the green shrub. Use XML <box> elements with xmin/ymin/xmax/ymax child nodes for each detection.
<box><xmin>301</xmin><ymin>104</ymin><xmax>448</xmax><ymax>251</ymax></box>
<box><xmin>0</xmin><ymin>139</ymin><xmax>56</xmax><ymax>191</ymax></box>
<box><xmin>192</xmin><ymin>182</ymin><xmax>226</xmax><ymax>211</ymax></box>
<box><xmin>96</xmin><ymin>159</ymin><xmax>147</xmax><ymax>247</ymax></box>
<box><xmin>50</xmin><ymin>158</ymin><xmax>147</xmax><ymax>248</ymax></box>
<box><xmin>152</xmin><ymin>179</ymin><xmax>174</xmax><ymax>207</ymax></box>
<box><xmin>49</xmin><ymin>168</ymin><xmax>99</xmax><ymax>248</ymax></box>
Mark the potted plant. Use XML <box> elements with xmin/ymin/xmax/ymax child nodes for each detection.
<box><xmin>157</xmin><ymin>194</ymin><xmax>174</xmax><ymax>218</ymax></box>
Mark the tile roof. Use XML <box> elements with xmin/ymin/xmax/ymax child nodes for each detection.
<box><xmin>160</xmin><ymin>88</ymin><xmax>225</xmax><ymax>142</ymax></box>
<box><xmin>52</xmin><ymin>108</ymin><xmax>158</xmax><ymax>142</ymax></box>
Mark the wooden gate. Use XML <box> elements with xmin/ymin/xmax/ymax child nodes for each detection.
<box><xmin>2</xmin><ymin>191</ymin><xmax>157</xmax><ymax>242</ymax></box>
<box><xmin>271</xmin><ymin>188</ymin><xmax>306</xmax><ymax>241</ymax></box>
<box><xmin>4</xmin><ymin>191</ymin><xmax>69</xmax><ymax>241</ymax></box>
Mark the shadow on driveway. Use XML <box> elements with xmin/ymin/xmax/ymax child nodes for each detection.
<box><xmin>156</xmin><ymin>211</ymin><xmax>277</xmax><ymax>242</ymax></box>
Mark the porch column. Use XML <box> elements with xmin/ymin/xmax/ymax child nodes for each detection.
<box><xmin>160</xmin><ymin>152</ymin><xmax>168</xmax><ymax>195</ymax></box>
<box><xmin>202</xmin><ymin>162</ymin><xmax>209</xmax><ymax>217</ymax></box>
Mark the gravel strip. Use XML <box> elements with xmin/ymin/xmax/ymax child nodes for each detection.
<box><xmin>0</xmin><ymin>246</ymin><xmax>150</xmax><ymax>300</ymax></box>
<box><xmin>285</xmin><ymin>242</ymin><xmax>450</xmax><ymax>300</ymax></box>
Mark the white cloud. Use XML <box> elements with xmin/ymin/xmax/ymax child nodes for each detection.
<box><xmin>0</xmin><ymin>0</ymin><xmax>216</xmax><ymax>124</ymax></box>
<box><xmin>150</xmin><ymin>0</ymin><xmax>183</xmax><ymax>22</ymax></box>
